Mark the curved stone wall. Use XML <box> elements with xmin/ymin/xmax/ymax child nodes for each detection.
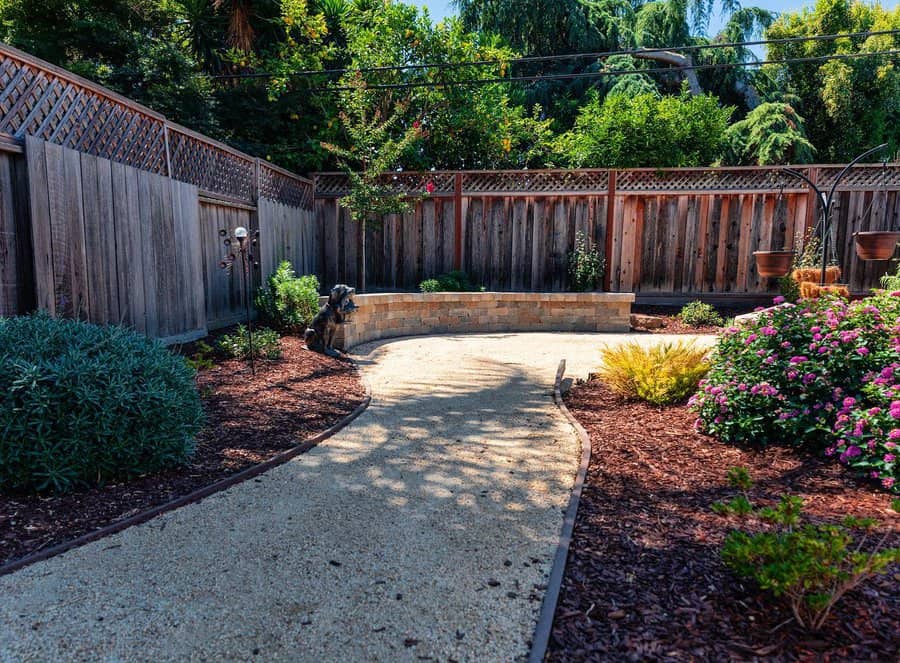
<box><xmin>325</xmin><ymin>292</ymin><xmax>635</xmax><ymax>351</ymax></box>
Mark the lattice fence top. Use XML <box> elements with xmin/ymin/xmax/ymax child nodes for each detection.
<box><xmin>462</xmin><ymin>169</ymin><xmax>609</xmax><ymax>194</ymax></box>
<box><xmin>816</xmin><ymin>164</ymin><xmax>900</xmax><ymax>191</ymax></box>
<box><xmin>0</xmin><ymin>43</ymin><xmax>311</xmax><ymax>207</ymax></box>
<box><xmin>615</xmin><ymin>168</ymin><xmax>810</xmax><ymax>193</ymax></box>
<box><xmin>315</xmin><ymin>171</ymin><xmax>456</xmax><ymax>198</ymax></box>
<box><xmin>167</xmin><ymin>124</ymin><xmax>256</xmax><ymax>203</ymax></box>
<box><xmin>260</xmin><ymin>163</ymin><xmax>314</xmax><ymax>209</ymax></box>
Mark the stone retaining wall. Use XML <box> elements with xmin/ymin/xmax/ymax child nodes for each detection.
<box><xmin>321</xmin><ymin>292</ymin><xmax>635</xmax><ymax>351</ymax></box>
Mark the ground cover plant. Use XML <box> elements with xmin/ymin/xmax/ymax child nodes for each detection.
<box><xmin>0</xmin><ymin>332</ymin><xmax>365</xmax><ymax>567</ymax></box>
<box><xmin>0</xmin><ymin>314</ymin><xmax>203</xmax><ymax>494</ymax></box>
<box><xmin>567</xmin><ymin>231</ymin><xmax>605</xmax><ymax>292</ymax></box>
<box><xmin>217</xmin><ymin>325</ymin><xmax>282</xmax><ymax>360</ymax></box>
<box><xmin>691</xmin><ymin>292</ymin><xmax>900</xmax><ymax>493</ymax></box>
<box><xmin>550</xmin><ymin>378</ymin><xmax>899</xmax><ymax>661</ymax></box>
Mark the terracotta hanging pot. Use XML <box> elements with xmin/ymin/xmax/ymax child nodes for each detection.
<box><xmin>753</xmin><ymin>250</ymin><xmax>795</xmax><ymax>278</ymax></box>
<box><xmin>854</xmin><ymin>231</ymin><xmax>900</xmax><ymax>260</ymax></box>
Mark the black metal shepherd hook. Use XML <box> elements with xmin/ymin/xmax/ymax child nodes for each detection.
<box><xmin>219</xmin><ymin>226</ymin><xmax>261</xmax><ymax>374</ymax></box>
<box><xmin>782</xmin><ymin>143</ymin><xmax>890</xmax><ymax>286</ymax></box>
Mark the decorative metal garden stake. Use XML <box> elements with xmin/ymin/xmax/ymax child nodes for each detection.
<box><xmin>781</xmin><ymin>143</ymin><xmax>890</xmax><ymax>285</ymax></box>
<box><xmin>219</xmin><ymin>226</ymin><xmax>260</xmax><ymax>375</ymax></box>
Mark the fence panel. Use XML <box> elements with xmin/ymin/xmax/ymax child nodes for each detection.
<box><xmin>258</xmin><ymin>198</ymin><xmax>318</xmax><ymax>281</ymax></box>
<box><xmin>0</xmin><ymin>148</ymin><xmax>31</xmax><ymax>315</ymax></box>
<box><xmin>25</xmin><ymin>136</ymin><xmax>205</xmax><ymax>341</ymax></box>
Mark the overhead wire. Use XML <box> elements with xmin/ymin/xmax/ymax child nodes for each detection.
<box><xmin>205</xmin><ymin>27</ymin><xmax>900</xmax><ymax>82</ymax></box>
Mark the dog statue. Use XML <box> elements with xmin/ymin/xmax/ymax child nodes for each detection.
<box><xmin>304</xmin><ymin>284</ymin><xmax>358</xmax><ymax>357</ymax></box>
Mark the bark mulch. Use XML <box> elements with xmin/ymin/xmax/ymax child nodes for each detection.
<box><xmin>549</xmin><ymin>379</ymin><xmax>899</xmax><ymax>662</ymax></box>
<box><xmin>0</xmin><ymin>336</ymin><xmax>365</xmax><ymax>569</ymax></box>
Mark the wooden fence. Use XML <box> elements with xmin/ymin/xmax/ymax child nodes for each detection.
<box><xmin>0</xmin><ymin>43</ymin><xmax>316</xmax><ymax>341</ymax></box>
<box><xmin>314</xmin><ymin>167</ymin><xmax>900</xmax><ymax>296</ymax></box>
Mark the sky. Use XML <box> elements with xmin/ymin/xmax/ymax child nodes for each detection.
<box><xmin>416</xmin><ymin>2</ymin><xmax>884</xmax><ymax>36</ymax></box>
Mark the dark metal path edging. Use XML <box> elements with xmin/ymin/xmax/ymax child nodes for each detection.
<box><xmin>528</xmin><ymin>359</ymin><xmax>593</xmax><ymax>663</ymax></box>
<box><xmin>0</xmin><ymin>367</ymin><xmax>372</xmax><ymax>578</ymax></box>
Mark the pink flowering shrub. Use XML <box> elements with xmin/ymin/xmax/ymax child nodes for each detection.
<box><xmin>691</xmin><ymin>292</ymin><xmax>900</xmax><ymax>493</ymax></box>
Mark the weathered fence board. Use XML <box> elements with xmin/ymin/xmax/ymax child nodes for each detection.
<box><xmin>0</xmin><ymin>149</ymin><xmax>31</xmax><ymax>315</ymax></box>
<box><xmin>25</xmin><ymin>137</ymin><xmax>206</xmax><ymax>341</ymax></box>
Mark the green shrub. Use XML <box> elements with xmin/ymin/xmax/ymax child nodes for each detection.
<box><xmin>0</xmin><ymin>314</ymin><xmax>203</xmax><ymax>494</ymax></box>
<box><xmin>418</xmin><ymin>270</ymin><xmax>481</xmax><ymax>292</ymax></box>
<box><xmin>716</xmin><ymin>469</ymin><xmax>900</xmax><ymax>631</ymax></box>
<box><xmin>597</xmin><ymin>340</ymin><xmax>710</xmax><ymax>405</ymax></box>
<box><xmin>419</xmin><ymin>279</ymin><xmax>441</xmax><ymax>293</ymax></box>
<box><xmin>678</xmin><ymin>300</ymin><xmax>724</xmax><ymax>327</ymax></box>
<box><xmin>256</xmin><ymin>261</ymin><xmax>321</xmax><ymax>332</ymax></box>
<box><xmin>185</xmin><ymin>340</ymin><xmax>215</xmax><ymax>371</ymax></box>
<box><xmin>567</xmin><ymin>231</ymin><xmax>605</xmax><ymax>292</ymax></box>
<box><xmin>217</xmin><ymin>325</ymin><xmax>281</xmax><ymax>360</ymax></box>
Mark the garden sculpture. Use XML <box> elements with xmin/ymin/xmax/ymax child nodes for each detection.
<box><xmin>304</xmin><ymin>284</ymin><xmax>358</xmax><ymax>357</ymax></box>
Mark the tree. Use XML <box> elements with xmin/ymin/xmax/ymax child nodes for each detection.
<box><xmin>553</xmin><ymin>85</ymin><xmax>733</xmax><ymax>168</ymax></box>
<box><xmin>765</xmin><ymin>0</ymin><xmax>900</xmax><ymax>162</ymax></box>
<box><xmin>721</xmin><ymin>102</ymin><xmax>815</xmax><ymax>165</ymax></box>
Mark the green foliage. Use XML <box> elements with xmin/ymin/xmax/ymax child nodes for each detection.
<box><xmin>722</xmin><ymin>102</ymin><xmax>815</xmax><ymax>165</ymax></box>
<box><xmin>185</xmin><ymin>340</ymin><xmax>215</xmax><ymax>371</ymax></box>
<box><xmin>256</xmin><ymin>261</ymin><xmax>321</xmax><ymax>332</ymax></box>
<box><xmin>567</xmin><ymin>231</ymin><xmax>605</xmax><ymax>292</ymax></box>
<box><xmin>418</xmin><ymin>270</ymin><xmax>481</xmax><ymax>292</ymax></box>
<box><xmin>597</xmin><ymin>340</ymin><xmax>710</xmax><ymax>405</ymax></box>
<box><xmin>778</xmin><ymin>273</ymin><xmax>802</xmax><ymax>303</ymax></box>
<box><xmin>678</xmin><ymin>301</ymin><xmax>724</xmax><ymax>327</ymax></box>
<box><xmin>880</xmin><ymin>262</ymin><xmax>900</xmax><ymax>291</ymax></box>
<box><xmin>554</xmin><ymin>87</ymin><xmax>733</xmax><ymax>168</ymax></box>
<box><xmin>217</xmin><ymin>325</ymin><xmax>282</xmax><ymax>360</ymax></box>
<box><xmin>0</xmin><ymin>314</ymin><xmax>203</xmax><ymax>494</ymax></box>
<box><xmin>716</xmin><ymin>471</ymin><xmax>900</xmax><ymax>631</ymax></box>
<box><xmin>765</xmin><ymin>1</ymin><xmax>900</xmax><ymax>162</ymax></box>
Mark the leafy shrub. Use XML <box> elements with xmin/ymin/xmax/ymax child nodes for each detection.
<box><xmin>716</xmin><ymin>469</ymin><xmax>900</xmax><ymax>631</ymax></box>
<box><xmin>678</xmin><ymin>300</ymin><xmax>724</xmax><ymax>327</ymax></box>
<box><xmin>598</xmin><ymin>340</ymin><xmax>710</xmax><ymax>405</ymax></box>
<box><xmin>777</xmin><ymin>274</ymin><xmax>801</xmax><ymax>303</ymax></box>
<box><xmin>418</xmin><ymin>270</ymin><xmax>481</xmax><ymax>292</ymax></box>
<box><xmin>567</xmin><ymin>231</ymin><xmax>605</xmax><ymax>292</ymax></box>
<box><xmin>0</xmin><ymin>314</ymin><xmax>203</xmax><ymax>494</ymax></box>
<box><xmin>256</xmin><ymin>261</ymin><xmax>321</xmax><ymax>332</ymax></box>
<box><xmin>691</xmin><ymin>292</ymin><xmax>900</xmax><ymax>492</ymax></box>
<box><xmin>419</xmin><ymin>279</ymin><xmax>441</xmax><ymax>293</ymax></box>
<box><xmin>185</xmin><ymin>340</ymin><xmax>215</xmax><ymax>371</ymax></box>
<box><xmin>217</xmin><ymin>325</ymin><xmax>282</xmax><ymax>360</ymax></box>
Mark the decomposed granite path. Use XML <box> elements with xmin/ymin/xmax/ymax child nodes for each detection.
<box><xmin>1</xmin><ymin>332</ymin><xmax>711</xmax><ymax>663</ymax></box>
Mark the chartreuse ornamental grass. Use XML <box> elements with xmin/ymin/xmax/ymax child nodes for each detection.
<box><xmin>0</xmin><ymin>314</ymin><xmax>203</xmax><ymax>494</ymax></box>
<box><xmin>691</xmin><ymin>292</ymin><xmax>900</xmax><ymax>493</ymax></box>
<box><xmin>598</xmin><ymin>340</ymin><xmax>710</xmax><ymax>405</ymax></box>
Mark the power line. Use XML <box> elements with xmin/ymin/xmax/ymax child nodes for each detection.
<box><xmin>313</xmin><ymin>49</ymin><xmax>900</xmax><ymax>92</ymax></box>
<box><xmin>206</xmin><ymin>28</ymin><xmax>900</xmax><ymax>81</ymax></box>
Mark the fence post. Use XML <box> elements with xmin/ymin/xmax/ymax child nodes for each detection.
<box><xmin>604</xmin><ymin>170</ymin><xmax>617</xmax><ymax>292</ymax></box>
<box><xmin>454</xmin><ymin>171</ymin><xmax>463</xmax><ymax>271</ymax></box>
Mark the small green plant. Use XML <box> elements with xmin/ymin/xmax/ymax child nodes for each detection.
<box><xmin>418</xmin><ymin>270</ymin><xmax>481</xmax><ymax>292</ymax></box>
<box><xmin>256</xmin><ymin>262</ymin><xmax>321</xmax><ymax>333</ymax></box>
<box><xmin>597</xmin><ymin>340</ymin><xmax>710</xmax><ymax>405</ymax></box>
<box><xmin>678</xmin><ymin>300</ymin><xmax>724</xmax><ymax>327</ymax></box>
<box><xmin>185</xmin><ymin>340</ymin><xmax>215</xmax><ymax>371</ymax></box>
<box><xmin>716</xmin><ymin>469</ymin><xmax>900</xmax><ymax>631</ymax></box>
<box><xmin>777</xmin><ymin>273</ymin><xmax>801</xmax><ymax>303</ymax></box>
<box><xmin>0</xmin><ymin>313</ymin><xmax>203</xmax><ymax>494</ymax></box>
<box><xmin>879</xmin><ymin>262</ymin><xmax>900</xmax><ymax>291</ymax></box>
<box><xmin>217</xmin><ymin>325</ymin><xmax>282</xmax><ymax>360</ymax></box>
<box><xmin>567</xmin><ymin>231</ymin><xmax>605</xmax><ymax>292</ymax></box>
<box><xmin>712</xmin><ymin>466</ymin><xmax>754</xmax><ymax>515</ymax></box>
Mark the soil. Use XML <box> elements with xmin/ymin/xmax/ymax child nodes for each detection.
<box><xmin>630</xmin><ymin>304</ymin><xmax>741</xmax><ymax>335</ymax></box>
<box><xmin>0</xmin><ymin>335</ymin><xmax>365</xmax><ymax>569</ymax></box>
<box><xmin>549</xmin><ymin>380</ymin><xmax>899</xmax><ymax>662</ymax></box>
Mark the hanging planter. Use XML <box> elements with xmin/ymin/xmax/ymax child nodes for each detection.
<box><xmin>853</xmin><ymin>231</ymin><xmax>900</xmax><ymax>261</ymax></box>
<box><xmin>753</xmin><ymin>250</ymin><xmax>795</xmax><ymax>278</ymax></box>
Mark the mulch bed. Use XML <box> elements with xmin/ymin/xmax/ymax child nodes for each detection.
<box><xmin>630</xmin><ymin>305</ymin><xmax>733</xmax><ymax>335</ymax></box>
<box><xmin>549</xmin><ymin>380</ymin><xmax>899</xmax><ymax>662</ymax></box>
<box><xmin>0</xmin><ymin>335</ymin><xmax>365</xmax><ymax>569</ymax></box>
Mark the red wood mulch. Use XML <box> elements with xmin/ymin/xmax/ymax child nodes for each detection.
<box><xmin>0</xmin><ymin>336</ymin><xmax>365</xmax><ymax>568</ymax></box>
<box><xmin>549</xmin><ymin>380</ymin><xmax>899</xmax><ymax>662</ymax></box>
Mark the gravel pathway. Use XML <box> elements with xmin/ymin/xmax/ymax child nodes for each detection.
<box><xmin>1</xmin><ymin>332</ymin><xmax>710</xmax><ymax>663</ymax></box>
